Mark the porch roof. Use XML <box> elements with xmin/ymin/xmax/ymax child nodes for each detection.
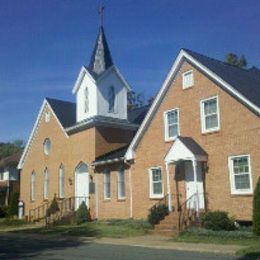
<box><xmin>165</xmin><ymin>137</ymin><xmax>207</xmax><ymax>163</ymax></box>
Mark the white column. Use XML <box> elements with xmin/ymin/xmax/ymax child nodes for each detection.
<box><xmin>128</xmin><ymin>168</ymin><xmax>133</xmax><ymax>218</ymax></box>
<box><xmin>192</xmin><ymin>159</ymin><xmax>199</xmax><ymax>215</ymax></box>
<box><xmin>95</xmin><ymin>173</ymin><xmax>99</xmax><ymax>219</ymax></box>
<box><xmin>165</xmin><ymin>162</ymin><xmax>172</xmax><ymax>212</ymax></box>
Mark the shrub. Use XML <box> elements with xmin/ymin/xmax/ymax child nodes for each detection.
<box><xmin>253</xmin><ymin>178</ymin><xmax>260</xmax><ymax>235</ymax></box>
<box><xmin>75</xmin><ymin>201</ymin><xmax>91</xmax><ymax>224</ymax></box>
<box><xmin>148</xmin><ymin>204</ymin><xmax>169</xmax><ymax>226</ymax></box>
<box><xmin>201</xmin><ymin>211</ymin><xmax>236</xmax><ymax>231</ymax></box>
<box><xmin>46</xmin><ymin>195</ymin><xmax>59</xmax><ymax>217</ymax></box>
<box><xmin>7</xmin><ymin>192</ymin><xmax>19</xmax><ymax>217</ymax></box>
<box><xmin>0</xmin><ymin>205</ymin><xmax>7</xmax><ymax>218</ymax></box>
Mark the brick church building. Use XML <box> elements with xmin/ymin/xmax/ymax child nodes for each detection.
<box><xmin>18</xmin><ymin>24</ymin><xmax>260</xmax><ymax>225</ymax></box>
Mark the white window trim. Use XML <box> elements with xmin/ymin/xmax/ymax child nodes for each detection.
<box><xmin>44</xmin><ymin>169</ymin><xmax>49</xmax><ymax>200</ymax></box>
<box><xmin>59</xmin><ymin>165</ymin><xmax>65</xmax><ymax>199</ymax></box>
<box><xmin>103</xmin><ymin>170</ymin><xmax>111</xmax><ymax>200</ymax></box>
<box><xmin>117</xmin><ymin>169</ymin><xmax>126</xmax><ymax>200</ymax></box>
<box><xmin>31</xmin><ymin>171</ymin><xmax>36</xmax><ymax>201</ymax></box>
<box><xmin>228</xmin><ymin>154</ymin><xmax>253</xmax><ymax>195</ymax></box>
<box><xmin>45</xmin><ymin>111</ymin><xmax>50</xmax><ymax>123</ymax></box>
<box><xmin>182</xmin><ymin>69</ymin><xmax>194</xmax><ymax>89</ymax></box>
<box><xmin>43</xmin><ymin>138</ymin><xmax>51</xmax><ymax>155</ymax></box>
<box><xmin>200</xmin><ymin>95</ymin><xmax>220</xmax><ymax>134</ymax></box>
<box><xmin>108</xmin><ymin>85</ymin><xmax>117</xmax><ymax>114</ymax></box>
<box><xmin>164</xmin><ymin>108</ymin><xmax>180</xmax><ymax>142</ymax></box>
<box><xmin>149</xmin><ymin>167</ymin><xmax>164</xmax><ymax>199</ymax></box>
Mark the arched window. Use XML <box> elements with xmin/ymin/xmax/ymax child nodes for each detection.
<box><xmin>108</xmin><ymin>86</ymin><xmax>115</xmax><ymax>113</ymax></box>
<box><xmin>31</xmin><ymin>171</ymin><xmax>36</xmax><ymax>201</ymax></box>
<box><xmin>84</xmin><ymin>87</ymin><xmax>89</xmax><ymax>113</ymax></box>
<box><xmin>44</xmin><ymin>168</ymin><xmax>49</xmax><ymax>200</ymax></box>
<box><xmin>59</xmin><ymin>164</ymin><xmax>65</xmax><ymax>199</ymax></box>
<box><xmin>117</xmin><ymin>166</ymin><xmax>125</xmax><ymax>199</ymax></box>
<box><xmin>43</xmin><ymin>138</ymin><xmax>51</xmax><ymax>155</ymax></box>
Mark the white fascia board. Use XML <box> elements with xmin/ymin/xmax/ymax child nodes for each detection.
<box><xmin>96</xmin><ymin>65</ymin><xmax>132</xmax><ymax>92</ymax></box>
<box><xmin>72</xmin><ymin>66</ymin><xmax>96</xmax><ymax>94</ymax></box>
<box><xmin>18</xmin><ymin>99</ymin><xmax>69</xmax><ymax>170</ymax></box>
<box><xmin>125</xmin><ymin>49</ymin><xmax>260</xmax><ymax>161</ymax></box>
<box><xmin>125</xmin><ymin>51</ymin><xmax>185</xmax><ymax>160</ymax></box>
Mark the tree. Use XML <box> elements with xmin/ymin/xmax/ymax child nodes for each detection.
<box><xmin>0</xmin><ymin>139</ymin><xmax>24</xmax><ymax>160</ymax></box>
<box><xmin>7</xmin><ymin>192</ymin><xmax>19</xmax><ymax>217</ymax></box>
<box><xmin>127</xmin><ymin>91</ymin><xmax>145</xmax><ymax>110</ymax></box>
<box><xmin>225</xmin><ymin>53</ymin><xmax>247</xmax><ymax>68</ymax></box>
<box><xmin>253</xmin><ymin>178</ymin><xmax>260</xmax><ymax>235</ymax></box>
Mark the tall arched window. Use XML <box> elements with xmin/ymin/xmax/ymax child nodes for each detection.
<box><xmin>59</xmin><ymin>164</ymin><xmax>65</xmax><ymax>199</ymax></box>
<box><xmin>44</xmin><ymin>168</ymin><xmax>49</xmax><ymax>200</ymax></box>
<box><xmin>31</xmin><ymin>171</ymin><xmax>36</xmax><ymax>201</ymax></box>
<box><xmin>84</xmin><ymin>87</ymin><xmax>89</xmax><ymax>113</ymax></box>
<box><xmin>108</xmin><ymin>86</ymin><xmax>115</xmax><ymax>113</ymax></box>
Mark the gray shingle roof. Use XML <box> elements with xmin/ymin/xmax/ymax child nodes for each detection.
<box><xmin>183</xmin><ymin>48</ymin><xmax>260</xmax><ymax>108</ymax></box>
<box><xmin>46</xmin><ymin>98</ymin><xmax>76</xmax><ymax>128</ymax></box>
<box><xmin>88</xmin><ymin>26</ymin><xmax>113</xmax><ymax>75</ymax></box>
<box><xmin>178</xmin><ymin>136</ymin><xmax>207</xmax><ymax>157</ymax></box>
<box><xmin>93</xmin><ymin>145</ymin><xmax>128</xmax><ymax>164</ymax></box>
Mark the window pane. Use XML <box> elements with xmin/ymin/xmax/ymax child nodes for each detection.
<box><xmin>153</xmin><ymin>183</ymin><xmax>162</xmax><ymax>194</ymax></box>
<box><xmin>204</xmin><ymin>99</ymin><xmax>217</xmax><ymax>115</ymax></box>
<box><xmin>233</xmin><ymin>157</ymin><xmax>249</xmax><ymax>174</ymax></box>
<box><xmin>152</xmin><ymin>169</ymin><xmax>162</xmax><ymax>181</ymax></box>
<box><xmin>104</xmin><ymin>171</ymin><xmax>111</xmax><ymax>198</ymax></box>
<box><xmin>168</xmin><ymin>124</ymin><xmax>178</xmax><ymax>137</ymax></box>
<box><xmin>205</xmin><ymin>114</ymin><xmax>218</xmax><ymax>129</ymax></box>
<box><xmin>118</xmin><ymin>171</ymin><xmax>125</xmax><ymax>198</ymax></box>
<box><xmin>235</xmin><ymin>174</ymin><xmax>250</xmax><ymax>189</ymax></box>
<box><xmin>167</xmin><ymin>111</ymin><xmax>177</xmax><ymax>124</ymax></box>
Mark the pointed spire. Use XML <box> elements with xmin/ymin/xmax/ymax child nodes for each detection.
<box><xmin>88</xmin><ymin>9</ymin><xmax>113</xmax><ymax>75</ymax></box>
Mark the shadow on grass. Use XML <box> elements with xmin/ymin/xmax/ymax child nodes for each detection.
<box><xmin>238</xmin><ymin>251</ymin><xmax>260</xmax><ymax>260</ymax></box>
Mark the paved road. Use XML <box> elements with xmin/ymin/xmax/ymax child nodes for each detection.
<box><xmin>0</xmin><ymin>233</ymin><xmax>242</xmax><ymax>260</ymax></box>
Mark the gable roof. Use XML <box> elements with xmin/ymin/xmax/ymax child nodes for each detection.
<box><xmin>46</xmin><ymin>98</ymin><xmax>76</xmax><ymax>128</ymax></box>
<box><xmin>88</xmin><ymin>26</ymin><xmax>113</xmax><ymax>75</ymax></box>
<box><xmin>183</xmin><ymin>49</ymin><xmax>260</xmax><ymax>108</ymax></box>
<box><xmin>125</xmin><ymin>48</ymin><xmax>260</xmax><ymax>160</ymax></box>
<box><xmin>92</xmin><ymin>145</ymin><xmax>128</xmax><ymax>166</ymax></box>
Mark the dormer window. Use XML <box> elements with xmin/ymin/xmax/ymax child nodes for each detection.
<box><xmin>84</xmin><ymin>87</ymin><xmax>89</xmax><ymax>113</ymax></box>
<box><xmin>108</xmin><ymin>86</ymin><xmax>115</xmax><ymax>113</ymax></box>
<box><xmin>182</xmin><ymin>70</ymin><xmax>194</xmax><ymax>89</ymax></box>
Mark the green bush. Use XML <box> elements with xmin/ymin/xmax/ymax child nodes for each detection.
<box><xmin>148</xmin><ymin>204</ymin><xmax>169</xmax><ymax>226</ymax></box>
<box><xmin>253</xmin><ymin>178</ymin><xmax>260</xmax><ymax>235</ymax></box>
<box><xmin>46</xmin><ymin>195</ymin><xmax>59</xmax><ymax>217</ymax></box>
<box><xmin>75</xmin><ymin>201</ymin><xmax>91</xmax><ymax>224</ymax></box>
<box><xmin>201</xmin><ymin>211</ymin><xmax>236</xmax><ymax>231</ymax></box>
<box><xmin>7</xmin><ymin>192</ymin><xmax>19</xmax><ymax>217</ymax></box>
<box><xmin>0</xmin><ymin>205</ymin><xmax>7</xmax><ymax>218</ymax></box>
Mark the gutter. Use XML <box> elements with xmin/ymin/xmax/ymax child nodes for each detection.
<box><xmin>92</xmin><ymin>157</ymin><xmax>125</xmax><ymax>167</ymax></box>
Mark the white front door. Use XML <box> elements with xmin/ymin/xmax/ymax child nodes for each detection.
<box><xmin>185</xmin><ymin>161</ymin><xmax>205</xmax><ymax>209</ymax></box>
<box><xmin>75</xmin><ymin>163</ymin><xmax>89</xmax><ymax>210</ymax></box>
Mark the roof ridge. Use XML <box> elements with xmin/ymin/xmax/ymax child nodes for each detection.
<box><xmin>45</xmin><ymin>97</ymin><xmax>75</xmax><ymax>105</ymax></box>
<box><xmin>182</xmin><ymin>48</ymin><xmax>250</xmax><ymax>73</ymax></box>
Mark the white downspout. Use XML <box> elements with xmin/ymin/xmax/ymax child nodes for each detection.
<box><xmin>165</xmin><ymin>162</ymin><xmax>172</xmax><ymax>212</ymax></box>
<box><xmin>125</xmin><ymin>160</ymin><xmax>133</xmax><ymax>218</ymax></box>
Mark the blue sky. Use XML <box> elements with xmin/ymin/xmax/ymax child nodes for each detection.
<box><xmin>0</xmin><ymin>0</ymin><xmax>260</xmax><ymax>142</ymax></box>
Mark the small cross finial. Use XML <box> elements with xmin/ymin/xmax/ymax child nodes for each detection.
<box><xmin>99</xmin><ymin>5</ymin><xmax>105</xmax><ymax>27</ymax></box>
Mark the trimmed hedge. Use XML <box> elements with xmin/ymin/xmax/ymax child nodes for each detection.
<box><xmin>148</xmin><ymin>204</ymin><xmax>169</xmax><ymax>225</ymax></box>
<box><xmin>201</xmin><ymin>211</ymin><xmax>236</xmax><ymax>231</ymax></box>
<box><xmin>253</xmin><ymin>178</ymin><xmax>260</xmax><ymax>235</ymax></box>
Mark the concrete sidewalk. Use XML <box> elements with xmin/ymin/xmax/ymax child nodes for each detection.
<box><xmin>92</xmin><ymin>235</ymin><xmax>245</xmax><ymax>255</ymax></box>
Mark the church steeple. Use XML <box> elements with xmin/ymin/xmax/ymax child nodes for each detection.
<box><xmin>88</xmin><ymin>26</ymin><xmax>113</xmax><ymax>75</ymax></box>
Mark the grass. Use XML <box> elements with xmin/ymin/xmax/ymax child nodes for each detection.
<box><xmin>12</xmin><ymin>219</ymin><xmax>152</xmax><ymax>238</ymax></box>
<box><xmin>173</xmin><ymin>227</ymin><xmax>260</xmax><ymax>258</ymax></box>
<box><xmin>0</xmin><ymin>218</ymin><xmax>28</xmax><ymax>230</ymax></box>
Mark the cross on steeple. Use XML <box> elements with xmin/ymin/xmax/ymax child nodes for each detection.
<box><xmin>99</xmin><ymin>5</ymin><xmax>105</xmax><ymax>27</ymax></box>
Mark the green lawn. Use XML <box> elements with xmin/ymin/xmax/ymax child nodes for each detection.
<box><xmin>12</xmin><ymin>219</ymin><xmax>152</xmax><ymax>238</ymax></box>
<box><xmin>173</xmin><ymin>227</ymin><xmax>260</xmax><ymax>258</ymax></box>
<box><xmin>0</xmin><ymin>218</ymin><xmax>28</xmax><ymax>230</ymax></box>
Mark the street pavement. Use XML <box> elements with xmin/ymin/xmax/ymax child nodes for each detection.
<box><xmin>0</xmin><ymin>232</ymin><xmax>246</xmax><ymax>260</ymax></box>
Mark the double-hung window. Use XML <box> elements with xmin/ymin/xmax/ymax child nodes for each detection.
<box><xmin>229</xmin><ymin>155</ymin><xmax>253</xmax><ymax>194</ymax></box>
<box><xmin>104</xmin><ymin>169</ymin><xmax>111</xmax><ymax>199</ymax></box>
<box><xmin>117</xmin><ymin>168</ymin><xmax>125</xmax><ymax>199</ymax></box>
<box><xmin>164</xmin><ymin>109</ymin><xmax>179</xmax><ymax>141</ymax></box>
<box><xmin>182</xmin><ymin>70</ymin><xmax>194</xmax><ymax>89</ymax></box>
<box><xmin>200</xmin><ymin>96</ymin><xmax>220</xmax><ymax>133</ymax></box>
<box><xmin>149</xmin><ymin>167</ymin><xmax>163</xmax><ymax>198</ymax></box>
